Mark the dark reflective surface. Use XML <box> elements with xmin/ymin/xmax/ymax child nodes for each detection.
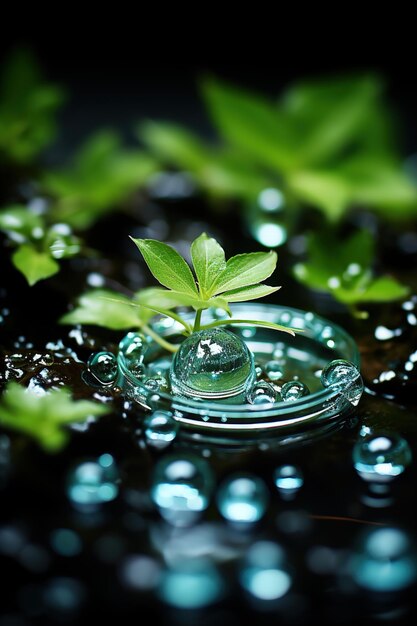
<box><xmin>1</xmin><ymin>185</ymin><xmax>417</xmax><ymax>626</ymax></box>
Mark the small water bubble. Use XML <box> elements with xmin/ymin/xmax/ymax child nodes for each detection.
<box><xmin>87</xmin><ymin>351</ymin><xmax>118</xmax><ymax>384</ymax></box>
<box><xmin>321</xmin><ymin>359</ymin><xmax>364</xmax><ymax>406</ymax></box>
<box><xmin>353</xmin><ymin>432</ymin><xmax>412</xmax><ymax>482</ymax></box>
<box><xmin>281</xmin><ymin>380</ymin><xmax>309</xmax><ymax>402</ymax></box>
<box><xmin>265</xmin><ymin>360</ymin><xmax>284</xmax><ymax>382</ymax></box>
<box><xmin>119</xmin><ymin>332</ymin><xmax>148</xmax><ymax>364</ymax></box>
<box><xmin>150</xmin><ymin>453</ymin><xmax>214</xmax><ymax>527</ymax></box>
<box><xmin>144</xmin><ymin>376</ymin><xmax>169</xmax><ymax>392</ymax></box>
<box><xmin>143</xmin><ymin>411</ymin><xmax>179</xmax><ymax>450</ymax></box>
<box><xmin>247</xmin><ymin>381</ymin><xmax>279</xmax><ymax>405</ymax></box>
<box><xmin>50</xmin><ymin>529</ymin><xmax>82</xmax><ymax>557</ymax></box>
<box><xmin>274</xmin><ymin>465</ymin><xmax>304</xmax><ymax>499</ymax></box>
<box><xmin>216</xmin><ymin>473</ymin><xmax>269</xmax><ymax>524</ymax></box>
<box><xmin>254</xmin><ymin>364</ymin><xmax>264</xmax><ymax>379</ymax></box>
<box><xmin>66</xmin><ymin>454</ymin><xmax>120</xmax><ymax>508</ymax></box>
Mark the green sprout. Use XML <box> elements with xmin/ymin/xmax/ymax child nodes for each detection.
<box><xmin>61</xmin><ymin>232</ymin><xmax>296</xmax><ymax>352</ymax></box>
<box><xmin>0</xmin><ymin>382</ymin><xmax>110</xmax><ymax>452</ymax></box>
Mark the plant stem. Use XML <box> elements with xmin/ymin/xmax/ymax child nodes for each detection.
<box><xmin>193</xmin><ymin>309</ymin><xmax>203</xmax><ymax>332</ymax></box>
<box><xmin>142</xmin><ymin>324</ymin><xmax>179</xmax><ymax>353</ymax></box>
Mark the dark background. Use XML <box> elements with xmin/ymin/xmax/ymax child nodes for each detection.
<box><xmin>2</xmin><ymin>36</ymin><xmax>416</xmax><ymax>161</ymax></box>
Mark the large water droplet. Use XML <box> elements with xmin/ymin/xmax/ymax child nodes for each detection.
<box><xmin>353</xmin><ymin>432</ymin><xmax>412</xmax><ymax>482</ymax></box>
<box><xmin>321</xmin><ymin>359</ymin><xmax>364</xmax><ymax>406</ymax></box>
<box><xmin>87</xmin><ymin>351</ymin><xmax>118</xmax><ymax>384</ymax></box>
<box><xmin>350</xmin><ymin>527</ymin><xmax>417</xmax><ymax>592</ymax></box>
<box><xmin>143</xmin><ymin>410</ymin><xmax>179</xmax><ymax>449</ymax></box>
<box><xmin>150</xmin><ymin>453</ymin><xmax>214</xmax><ymax>526</ymax></box>
<box><xmin>239</xmin><ymin>541</ymin><xmax>292</xmax><ymax>601</ymax></box>
<box><xmin>170</xmin><ymin>328</ymin><xmax>255</xmax><ymax>400</ymax></box>
<box><xmin>66</xmin><ymin>454</ymin><xmax>120</xmax><ymax>508</ymax></box>
<box><xmin>216</xmin><ymin>473</ymin><xmax>269</xmax><ymax>524</ymax></box>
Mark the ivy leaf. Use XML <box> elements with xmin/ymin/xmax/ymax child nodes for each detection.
<box><xmin>287</xmin><ymin>169</ymin><xmax>351</xmax><ymax>222</ymax></box>
<box><xmin>0</xmin><ymin>382</ymin><xmax>110</xmax><ymax>452</ymax></box>
<box><xmin>212</xmin><ymin>251</ymin><xmax>277</xmax><ymax>294</ymax></box>
<box><xmin>60</xmin><ymin>289</ymin><xmax>146</xmax><ymax>330</ymax></box>
<box><xmin>191</xmin><ymin>232</ymin><xmax>226</xmax><ymax>296</ymax></box>
<box><xmin>202</xmin><ymin>318</ymin><xmax>296</xmax><ymax>336</ymax></box>
<box><xmin>12</xmin><ymin>244</ymin><xmax>59</xmax><ymax>286</ymax></box>
<box><xmin>131</xmin><ymin>237</ymin><xmax>198</xmax><ymax>295</ymax></box>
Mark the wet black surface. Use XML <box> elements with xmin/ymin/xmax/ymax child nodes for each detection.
<box><xmin>1</xmin><ymin>189</ymin><xmax>417</xmax><ymax>626</ymax></box>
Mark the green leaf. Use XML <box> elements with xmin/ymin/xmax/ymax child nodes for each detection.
<box><xmin>0</xmin><ymin>382</ymin><xmax>110</xmax><ymax>452</ymax></box>
<box><xmin>340</xmin><ymin>156</ymin><xmax>417</xmax><ymax>218</ymax></box>
<box><xmin>60</xmin><ymin>289</ymin><xmax>145</xmax><ymax>330</ymax></box>
<box><xmin>140</xmin><ymin>121</ymin><xmax>210</xmax><ymax>171</ymax></box>
<box><xmin>287</xmin><ymin>170</ymin><xmax>351</xmax><ymax>222</ymax></box>
<box><xmin>191</xmin><ymin>232</ymin><xmax>226</xmax><ymax>296</ymax></box>
<box><xmin>131</xmin><ymin>237</ymin><xmax>198</xmax><ymax>295</ymax></box>
<box><xmin>360</xmin><ymin>276</ymin><xmax>410</xmax><ymax>302</ymax></box>
<box><xmin>283</xmin><ymin>74</ymin><xmax>384</xmax><ymax>166</ymax></box>
<box><xmin>202</xmin><ymin>77</ymin><xmax>298</xmax><ymax>171</ymax></box>
<box><xmin>212</xmin><ymin>251</ymin><xmax>277</xmax><ymax>294</ymax></box>
<box><xmin>12</xmin><ymin>244</ymin><xmax>59</xmax><ymax>285</ymax></box>
<box><xmin>221</xmin><ymin>284</ymin><xmax>281</xmax><ymax>302</ymax></box>
<box><xmin>202</xmin><ymin>318</ymin><xmax>296</xmax><ymax>336</ymax></box>
<box><xmin>136</xmin><ymin>286</ymin><xmax>230</xmax><ymax>314</ymax></box>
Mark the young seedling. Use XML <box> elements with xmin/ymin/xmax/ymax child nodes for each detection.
<box><xmin>62</xmin><ymin>233</ymin><xmax>296</xmax><ymax>353</ymax></box>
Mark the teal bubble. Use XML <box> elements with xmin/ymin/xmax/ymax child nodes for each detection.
<box><xmin>274</xmin><ymin>465</ymin><xmax>304</xmax><ymax>494</ymax></box>
<box><xmin>281</xmin><ymin>380</ymin><xmax>309</xmax><ymax>402</ymax></box>
<box><xmin>321</xmin><ymin>359</ymin><xmax>363</xmax><ymax>407</ymax></box>
<box><xmin>144</xmin><ymin>411</ymin><xmax>179</xmax><ymax>450</ymax></box>
<box><xmin>240</xmin><ymin>541</ymin><xmax>292</xmax><ymax>600</ymax></box>
<box><xmin>150</xmin><ymin>453</ymin><xmax>214</xmax><ymax>526</ymax></box>
<box><xmin>247</xmin><ymin>381</ymin><xmax>279</xmax><ymax>405</ymax></box>
<box><xmin>66</xmin><ymin>454</ymin><xmax>120</xmax><ymax>508</ymax></box>
<box><xmin>353</xmin><ymin>432</ymin><xmax>412</xmax><ymax>482</ymax></box>
<box><xmin>350</xmin><ymin>527</ymin><xmax>417</xmax><ymax>592</ymax></box>
<box><xmin>87</xmin><ymin>351</ymin><xmax>118</xmax><ymax>384</ymax></box>
<box><xmin>216</xmin><ymin>473</ymin><xmax>269</xmax><ymax>523</ymax></box>
<box><xmin>50</xmin><ymin>529</ymin><xmax>82</xmax><ymax>557</ymax></box>
<box><xmin>158</xmin><ymin>558</ymin><xmax>224</xmax><ymax>609</ymax></box>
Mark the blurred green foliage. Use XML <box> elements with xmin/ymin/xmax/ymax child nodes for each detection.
<box><xmin>0</xmin><ymin>50</ymin><xmax>157</xmax><ymax>285</ymax></box>
<box><xmin>0</xmin><ymin>382</ymin><xmax>110</xmax><ymax>452</ymax></box>
<box><xmin>293</xmin><ymin>230</ymin><xmax>410</xmax><ymax>316</ymax></box>
<box><xmin>0</xmin><ymin>47</ymin><xmax>65</xmax><ymax>164</ymax></box>
<box><xmin>140</xmin><ymin>75</ymin><xmax>417</xmax><ymax>221</ymax></box>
